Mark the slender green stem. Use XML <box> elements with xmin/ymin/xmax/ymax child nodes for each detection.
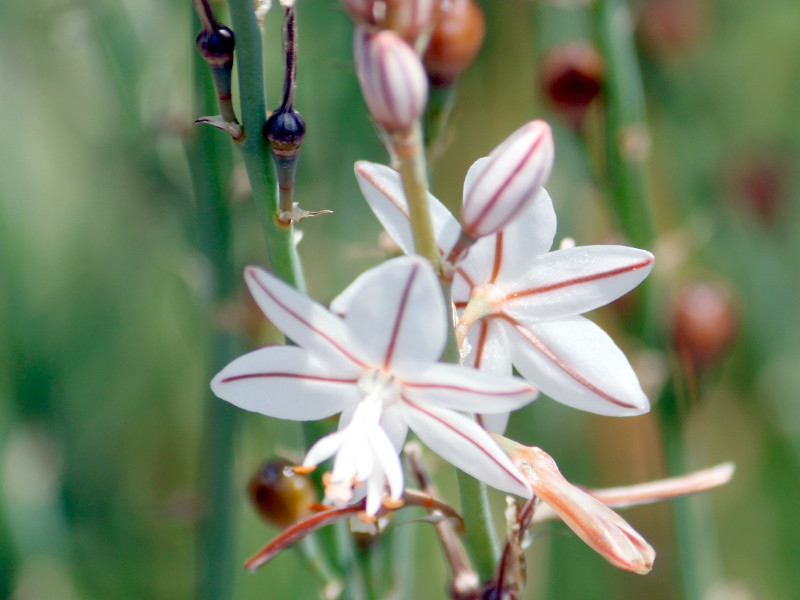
<box><xmin>226</xmin><ymin>0</ymin><xmax>305</xmax><ymax>290</ymax></box>
<box><xmin>393</xmin><ymin>123</ymin><xmax>442</xmax><ymax>273</ymax></box>
<box><xmin>592</xmin><ymin>0</ymin><xmax>656</xmax><ymax>251</ymax></box>
<box><xmin>457</xmin><ymin>471</ymin><xmax>500</xmax><ymax>583</ymax></box>
<box><xmin>187</xmin><ymin>15</ymin><xmax>239</xmax><ymax>598</ymax></box>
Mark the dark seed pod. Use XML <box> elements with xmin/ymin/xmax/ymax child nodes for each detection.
<box><xmin>264</xmin><ymin>108</ymin><xmax>306</xmax><ymax>160</ymax></box>
<box><xmin>196</xmin><ymin>26</ymin><xmax>235</xmax><ymax>68</ymax></box>
<box><xmin>247</xmin><ymin>459</ymin><xmax>315</xmax><ymax>528</ymax></box>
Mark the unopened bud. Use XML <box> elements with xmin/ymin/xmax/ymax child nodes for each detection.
<box><xmin>460</xmin><ymin>120</ymin><xmax>554</xmax><ymax>239</ymax></box>
<box><xmin>423</xmin><ymin>0</ymin><xmax>485</xmax><ymax>85</ymax></box>
<box><xmin>248</xmin><ymin>459</ymin><xmax>316</xmax><ymax>528</ymax></box>
<box><xmin>541</xmin><ymin>42</ymin><xmax>604</xmax><ymax>128</ymax></box>
<box><xmin>354</xmin><ymin>28</ymin><xmax>428</xmax><ymax>133</ymax></box>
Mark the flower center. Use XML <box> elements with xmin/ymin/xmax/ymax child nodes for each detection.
<box><xmin>357</xmin><ymin>369</ymin><xmax>402</xmax><ymax>413</ymax></box>
<box><xmin>455</xmin><ymin>284</ymin><xmax>506</xmax><ymax>354</ymax></box>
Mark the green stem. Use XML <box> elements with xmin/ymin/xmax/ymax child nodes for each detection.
<box><xmin>393</xmin><ymin>123</ymin><xmax>441</xmax><ymax>273</ymax></box>
<box><xmin>187</xmin><ymin>15</ymin><xmax>239</xmax><ymax>598</ymax></box>
<box><xmin>593</xmin><ymin>0</ymin><xmax>656</xmax><ymax>250</ymax></box>
<box><xmin>226</xmin><ymin>0</ymin><xmax>305</xmax><ymax>290</ymax></box>
<box><xmin>593</xmin><ymin>0</ymin><xmax>659</xmax><ymax>343</ymax></box>
<box><xmin>457</xmin><ymin>470</ymin><xmax>499</xmax><ymax>583</ymax></box>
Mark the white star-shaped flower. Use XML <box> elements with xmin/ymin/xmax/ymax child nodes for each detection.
<box><xmin>347</xmin><ymin>159</ymin><xmax>654</xmax><ymax>433</ymax></box>
<box><xmin>212</xmin><ymin>256</ymin><xmax>536</xmax><ymax>514</ymax></box>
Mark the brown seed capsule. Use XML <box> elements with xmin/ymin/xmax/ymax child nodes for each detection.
<box><xmin>672</xmin><ymin>280</ymin><xmax>739</xmax><ymax>370</ymax></box>
<box><xmin>248</xmin><ymin>459</ymin><xmax>316</xmax><ymax>528</ymax></box>
<box><xmin>423</xmin><ymin>0</ymin><xmax>485</xmax><ymax>86</ymax></box>
<box><xmin>540</xmin><ymin>42</ymin><xmax>604</xmax><ymax>128</ymax></box>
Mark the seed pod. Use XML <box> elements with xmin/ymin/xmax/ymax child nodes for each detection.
<box><xmin>672</xmin><ymin>280</ymin><xmax>739</xmax><ymax>370</ymax></box>
<box><xmin>423</xmin><ymin>0</ymin><xmax>485</xmax><ymax>86</ymax></box>
<box><xmin>353</xmin><ymin>28</ymin><xmax>428</xmax><ymax>133</ymax></box>
<box><xmin>541</xmin><ymin>42</ymin><xmax>604</xmax><ymax>128</ymax></box>
<box><xmin>248</xmin><ymin>459</ymin><xmax>316</xmax><ymax>528</ymax></box>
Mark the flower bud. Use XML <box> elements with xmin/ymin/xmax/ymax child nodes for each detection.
<box><xmin>353</xmin><ymin>28</ymin><xmax>428</xmax><ymax>133</ymax></box>
<box><xmin>423</xmin><ymin>0</ymin><xmax>485</xmax><ymax>86</ymax></box>
<box><xmin>541</xmin><ymin>42</ymin><xmax>604</xmax><ymax>128</ymax></box>
<box><xmin>343</xmin><ymin>0</ymin><xmax>441</xmax><ymax>43</ymax></box>
<box><xmin>460</xmin><ymin>119</ymin><xmax>555</xmax><ymax>239</ymax></box>
<box><xmin>248</xmin><ymin>459</ymin><xmax>316</xmax><ymax>528</ymax></box>
<box><xmin>672</xmin><ymin>280</ymin><xmax>738</xmax><ymax>370</ymax></box>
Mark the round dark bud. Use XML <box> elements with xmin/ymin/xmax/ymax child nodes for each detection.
<box><xmin>264</xmin><ymin>108</ymin><xmax>307</xmax><ymax>157</ymax></box>
<box><xmin>247</xmin><ymin>459</ymin><xmax>315</xmax><ymax>528</ymax></box>
<box><xmin>196</xmin><ymin>26</ymin><xmax>236</xmax><ymax>65</ymax></box>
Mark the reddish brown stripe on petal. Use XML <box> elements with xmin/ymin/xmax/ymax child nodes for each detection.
<box><xmin>220</xmin><ymin>372</ymin><xmax>359</xmax><ymax>385</ymax></box>
<box><xmin>465</xmin><ymin>134</ymin><xmax>545</xmax><ymax>234</ymax></box>
<box><xmin>247</xmin><ymin>269</ymin><xmax>368</xmax><ymax>369</ymax></box>
<box><xmin>473</xmin><ymin>320</ymin><xmax>489</xmax><ymax>368</ymax></box>
<box><xmin>498</xmin><ymin>315</ymin><xmax>639</xmax><ymax>409</ymax></box>
<box><xmin>490</xmin><ymin>232</ymin><xmax>504</xmax><ymax>284</ymax></box>
<box><xmin>383</xmin><ymin>262</ymin><xmax>420</xmax><ymax>369</ymax></box>
<box><xmin>508</xmin><ymin>257</ymin><xmax>654</xmax><ymax>300</ymax></box>
<box><xmin>404</xmin><ymin>398</ymin><xmax>528</xmax><ymax>488</ymax></box>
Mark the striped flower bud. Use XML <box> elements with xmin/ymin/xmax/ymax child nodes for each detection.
<box><xmin>460</xmin><ymin>120</ymin><xmax>554</xmax><ymax>239</ymax></box>
<box><xmin>353</xmin><ymin>28</ymin><xmax>428</xmax><ymax>133</ymax></box>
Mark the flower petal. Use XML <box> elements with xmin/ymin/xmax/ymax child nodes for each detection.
<box><xmin>369</xmin><ymin>426</ymin><xmax>404</xmax><ymax>501</ymax></box>
<box><xmin>344</xmin><ymin>256</ymin><xmax>447</xmax><ymax>369</ymax></box>
<box><xmin>354</xmin><ymin>161</ymin><xmax>461</xmax><ymax>257</ymax></box>
<box><xmin>494</xmin><ymin>189</ymin><xmax>557</xmax><ymax>285</ymax></box>
<box><xmin>503</xmin><ymin>246</ymin><xmax>655</xmax><ymax>321</ymax></box>
<box><xmin>245</xmin><ymin>266</ymin><xmax>368</xmax><ymax>373</ymax></box>
<box><xmin>400</xmin><ymin>400</ymin><xmax>531</xmax><ymax>497</ymax></box>
<box><xmin>211</xmin><ymin>346</ymin><xmax>360</xmax><ymax>420</ymax></box>
<box><xmin>504</xmin><ymin>316</ymin><xmax>649</xmax><ymax>416</ymax></box>
<box><xmin>401</xmin><ymin>363</ymin><xmax>536</xmax><ymax>414</ymax></box>
<box><xmin>464</xmin><ymin>320</ymin><xmax>515</xmax><ymax>434</ymax></box>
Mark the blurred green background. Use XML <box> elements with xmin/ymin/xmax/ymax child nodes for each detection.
<box><xmin>1</xmin><ymin>0</ymin><xmax>799</xmax><ymax>598</ymax></box>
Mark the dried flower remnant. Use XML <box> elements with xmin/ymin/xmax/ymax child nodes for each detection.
<box><xmin>343</xmin><ymin>0</ymin><xmax>441</xmax><ymax>43</ymax></box>
<box><xmin>504</xmin><ymin>442</ymin><xmax>655</xmax><ymax>574</ymax></box>
<box><xmin>212</xmin><ymin>257</ymin><xmax>536</xmax><ymax>515</ymax></box>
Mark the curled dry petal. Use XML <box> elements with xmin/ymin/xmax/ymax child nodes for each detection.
<box><xmin>353</xmin><ymin>28</ymin><xmax>428</xmax><ymax>133</ymax></box>
<box><xmin>460</xmin><ymin>120</ymin><xmax>555</xmax><ymax>239</ymax></box>
<box><xmin>531</xmin><ymin>461</ymin><xmax>735</xmax><ymax>524</ymax></box>
<box><xmin>505</xmin><ymin>441</ymin><xmax>655</xmax><ymax>574</ymax></box>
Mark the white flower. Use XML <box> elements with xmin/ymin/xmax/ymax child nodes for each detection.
<box><xmin>348</xmin><ymin>160</ymin><xmax>654</xmax><ymax>433</ymax></box>
<box><xmin>212</xmin><ymin>256</ymin><xmax>536</xmax><ymax>514</ymax></box>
